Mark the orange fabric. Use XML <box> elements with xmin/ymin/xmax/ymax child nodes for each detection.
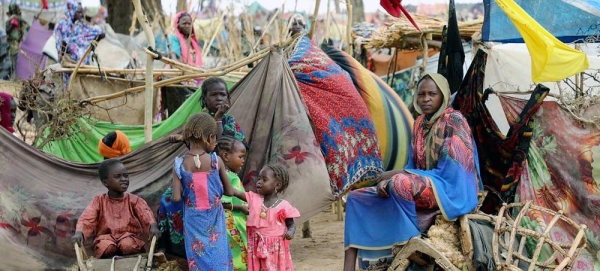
<box><xmin>75</xmin><ymin>193</ymin><xmax>156</xmax><ymax>256</ymax></box>
<box><xmin>97</xmin><ymin>130</ymin><xmax>131</xmax><ymax>159</ymax></box>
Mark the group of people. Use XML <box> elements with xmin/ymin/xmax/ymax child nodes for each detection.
<box><xmin>72</xmin><ymin>77</ymin><xmax>300</xmax><ymax>271</ymax></box>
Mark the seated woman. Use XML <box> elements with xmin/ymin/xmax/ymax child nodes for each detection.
<box><xmin>54</xmin><ymin>0</ymin><xmax>104</xmax><ymax>86</ymax></box>
<box><xmin>55</xmin><ymin>0</ymin><xmax>104</xmax><ymax>65</ymax></box>
<box><xmin>343</xmin><ymin>73</ymin><xmax>482</xmax><ymax>270</ymax></box>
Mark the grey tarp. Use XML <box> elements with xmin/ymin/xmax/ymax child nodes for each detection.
<box><xmin>0</xmin><ymin>50</ymin><xmax>333</xmax><ymax>269</ymax></box>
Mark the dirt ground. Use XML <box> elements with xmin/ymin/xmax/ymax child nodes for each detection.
<box><xmin>292</xmin><ymin>208</ymin><xmax>346</xmax><ymax>271</ymax></box>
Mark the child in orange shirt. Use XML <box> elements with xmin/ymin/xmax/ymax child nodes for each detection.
<box><xmin>71</xmin><ymin>159</ymin><xmax>161</xmax><ymax>258</ymax></box>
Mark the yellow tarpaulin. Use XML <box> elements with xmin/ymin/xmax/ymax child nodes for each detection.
<box><xmin>495</xmin><ymin>0</ymin><xmax>589</xmax><ymax>83</ymax></box>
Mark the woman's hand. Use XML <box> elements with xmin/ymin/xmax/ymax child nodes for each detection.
<box><xmin>238</xmin><ymin>205</ymin><xmax>249</xmax><ymax>215</ymax></box>
<box><xmin>377</xmin><ymin>179</ymin><xmax>390</xmax><ymax>198</ymax></box>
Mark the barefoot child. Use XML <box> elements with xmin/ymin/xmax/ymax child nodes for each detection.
<box><xmin>171</xmin><ymin>112</ymin><xmax>235</xmax><ymax>270</ymax></box>
<box><xmin>233</xmin><ymin>164</ymin><xmax>300</xmax><ymax>271</ymax></box>
<box><xmin>217</xmin><ymin>136</ymin><xmax>249</xmax><ymax>270</ymax></box>
<box><xmin>72</xmin><ymin>159</ymin><xmax>161</xmax><ymax>258</ymax></box>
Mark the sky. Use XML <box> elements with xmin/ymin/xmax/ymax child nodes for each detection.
<box><xmin>80</xmin><ymin>0</ymin><xmax>483</xmax><ymax>14</ymax></box>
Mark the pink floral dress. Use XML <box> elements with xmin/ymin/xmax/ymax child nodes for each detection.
<box><xmin>245</xmin><ymin>192</ymin><xmax>300</xmax><ymax>271</ymax></box>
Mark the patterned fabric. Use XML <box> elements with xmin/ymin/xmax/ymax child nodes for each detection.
<box><xmin>345</xmin><ymin>106</ymin><xmax>480</xmax><ymax>269</ymax></box>
<box><xmin>157</xmin><ymin>187</ymin><xmax>185</xmax><ymax>257</ymax></box>
<box><xmin>75</xmin><ymin>194</ymin><xmax>156</xmax><ymax>258</ymax></box>
<box><xmin>54</xmin><ymin>0</ymin><xmax>103</xmax><ymax>65</ymax></box>
<box><xmin>222</xmin><ymin>171</ymin><xmax>248</xmax><ymax>271</ymax></box>
<box><xmin>245</xmin><ymin>191</ymin><xmax>300</xmax><ymax>271</ymax></box>
<box><xmin>175</xmin><ymin>153</ymin><xmax>232</xmax><ymax>270</ymax></box>
<box><xmin>452</xmin><ymin>49</ymin><xmax>549</xmax><ymax>209</ymax></box>
<box><xmin>503</xmin><ymin>98</ymin><xmax>600</xmax><ymax>269</ymax></box>
<box><xmin>321</xmin><ymin>43</ymin><xmax>413</xmax><ymax>171</ymax></box>
<box><xmin>288</xmin><ymin>36</ymin><xmax>383</xmax><ymax>196</ymax></box>
<box><xmin>222</xmin><ymin>113</ymin><xmax>246</xmax><ymax>143</ymax></box>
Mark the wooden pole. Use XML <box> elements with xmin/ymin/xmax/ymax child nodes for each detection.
<box><xmin>132</xmin><ymin>0</ymin><xmax>155</xmax><ymax>143</ymax></box>
<box><xmin>308</xmin><ymin>0</ymin><xmax>321</xmax><ymax>39</ymax></box>
<box><xmin>346</xmin><ymin>0</ymin><xmax>353</xmax><ymax>54</ymax></box>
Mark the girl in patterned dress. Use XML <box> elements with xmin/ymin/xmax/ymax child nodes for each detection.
<box><xmin>171</xmin><ymin>112</ymin><xmax>235</xmax><ymax>270</ymax></box>
<box><xmin>232</xmin><ymin>164</ymin><xmax>300</xmax><ymax>271</ymax></box>
<box><xmin>217</xmin><ymin>136</ymin><xmax>249</xmax><ymax>270</ymax></box>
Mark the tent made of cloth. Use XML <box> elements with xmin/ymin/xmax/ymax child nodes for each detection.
<box><xmin>41</xmin><ymin>80</ymin><xmax>236</xmax><ymax>163</ymax></box>
<box><xmin>483</xmin><ymin>0</ymin><xmax>600</xmax><ymax>43</ymax></box>
<box><xmin>0</xmin><ymin>50</ymin><xmax>334</xmax><ymax>269</ymax></box>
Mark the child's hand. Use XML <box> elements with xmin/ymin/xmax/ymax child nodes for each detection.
<box><xmin>214</xmin><ymin>104</ymin><xmax>229</xmax><ymax>121</ymax></box>
<box><xmin>149</xmin><ymin>223</ymin><xmax>161</xmax><ymax>241</ymax></box>
<box><xmin>71</xmin><ymin>231</ymin><xmax>84</xmax><ymax>245</ymax></box>
<box><xmin>284</xmin><ymin>228</ymin><xmax>295</xmax><ymax>240</ymax></box>
<box><xmin>168</xmin><ymin>134</ymin><xmax>183</xmax><ymax>143</ymax></box>
<box><xmin>238</xmin><ymin>205</ymin><xmax>249</xmax><ymax>215</ymax></box>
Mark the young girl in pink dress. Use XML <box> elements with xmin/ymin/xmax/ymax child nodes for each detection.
<box><xmin>233</xmin><ymin>164</ymin><xmax>300</xmax><ymax>271</ymax></box>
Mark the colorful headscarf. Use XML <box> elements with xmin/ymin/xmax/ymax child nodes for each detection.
<box><xmin>0</xmin><ymin>92</ymin><xmax>15</xmax><ymax>133</ymax></box>
<box><xmin>64</xmin><ymin>0</ymin><xmax>79</xmax><ymax>21</ymax></box>
<box><xmin>412</xmin><ymin>73</ymin><xmax>452</xmax><ymax>169</ymax></box>
<box><xmin>413</xmin><ymin>73</ymin><xmax>451</xmax><ymax>126</ymax></box>
<box><xmin>173</xmin><ymin>12</ymin><xmax>203</xmax><ymax>67</ymax></box>
<box><xmin>98</xmin><ymin>130</ymin><xmax>131</xmax><ymax>159</ymax></box>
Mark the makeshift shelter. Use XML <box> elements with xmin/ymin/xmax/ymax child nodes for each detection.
<box><xmin>0</xmin><ymin>50</ymin><xmax>334</xmax><ymax>270</ymax></box>
<box><xmin>483</xmin><ymin>0</ymin><xmax>600</xmax><ymax>43</ymax></box>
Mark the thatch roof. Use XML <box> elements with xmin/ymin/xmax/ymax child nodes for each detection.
<box><xmin>353</xmin><ymin>14</ymin><xmax>482</xmax><ymax>50</ymax></box>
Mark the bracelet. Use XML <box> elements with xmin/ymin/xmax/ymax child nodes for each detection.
<box><xmin>216</xmin><ymin>120</ymin><xmax>222</xmax><ymax>124</ymax></box>
<box><xmin>230</xmin><ymin>204</ymin><xmax>234</xmax><ymax>211</ymax></box>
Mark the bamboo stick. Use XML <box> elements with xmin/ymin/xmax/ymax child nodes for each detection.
<box><xmin>129</xmin><ymin>11</ymin><xmax>137</xmax><ymax>36</ymax></box>
<box><xmin>323</xmin><ymin>0</ymin><xmax>331</xmax><ymax>44</ymax></box>
<box><xmin>146</xmin><ymin>236</ymin><xmax>157</xmax><ymax>269</ymax></box>
<box><xmin>308</xmin><ymin>0</ymin><xmax>321</xmax><ymax>39</ymax></box>
<box><xmin>132</xmin><ymin>0</ymin><xmax>155</xmax><ymax>143</ymax></box>
<box><xmin>346</xmin><ymin>0</ymin><xmax>352</xmax><ymax>53</ymax></box>
<box><xmin>84</xmin><ymin>50</ymin><xmax>270</xmax><ymax>104</ymax></box>
<box><xmin>54</xmin><ymin>68</ymin><xmax>185</xmax><ymax>75</ymax></box>
<box><xmin>143</xmin><ymin>48</ymin><xmax>205</xmax><ymax>73</ymax></box>
<box><xmin>203</xmin><ymin>12</ymin><xmax>226</xmax><ymax>58</ymax></box>
<box><xmin>74</xmin><ymin>243</ymin><xmax>88</xmax><ymax>271</ymax></box>
<box><xmin>66</xmin><ymin>41</ymin><xmax>97</xmax><ymax>94</ymax></box>
<box><xmin>252</xmin><ymin>9</ymin><xmax>279</xmax><ymax>52</ymax></box>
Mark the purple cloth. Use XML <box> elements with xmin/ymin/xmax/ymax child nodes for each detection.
<box><xmin>17</xmin><ymin>20</ymin><xmax>52</xmax><ymax>80</ymax></box>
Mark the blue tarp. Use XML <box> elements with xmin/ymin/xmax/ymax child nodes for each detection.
<box><xmin>483</xmin><ymin>0</ymin><xmax>600</xmax><ymax>43</ymax></box>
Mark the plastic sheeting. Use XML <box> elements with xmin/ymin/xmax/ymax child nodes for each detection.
<box><xmin>483</xmin><ymin>0</ymin><xmax>600</xmax><ymax>43</ymax></box>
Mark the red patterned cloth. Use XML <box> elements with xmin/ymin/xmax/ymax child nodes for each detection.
<box><xmin>288</xmin><ymin>36</ymin><xmax>383</xmax><ymax>196</ymax></box>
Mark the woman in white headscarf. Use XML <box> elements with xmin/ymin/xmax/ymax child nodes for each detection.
<box><xmin>343</xmin><ymin>73</ymin><xmax>482</xmax><ymax>271</ymax></box>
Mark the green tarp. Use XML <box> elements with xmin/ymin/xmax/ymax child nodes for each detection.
<box><xmin>41</xmin><ymin>81</ymin><xmax>236</xmax><ymax>163</ymax></box>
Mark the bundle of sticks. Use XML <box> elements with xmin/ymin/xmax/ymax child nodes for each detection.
<box><xmin>355</xmin><ymin>14</ymin><xmax>483</xmax><ymax>50</ymax></box>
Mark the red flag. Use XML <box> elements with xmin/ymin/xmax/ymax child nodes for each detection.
<box><xmin>41</xmin><ymin>0</ymin><xmax>49</xmax><ymax>9</ymax></box>
<box><xmin>379</xmin><ymin>0</ymin><xmax>421</xmax><ymax>31</ymax></box>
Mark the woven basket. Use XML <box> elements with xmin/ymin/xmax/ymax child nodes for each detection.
<box><xmin>492</xmin><ymin>201</ymin><xmax>587</xmax><ymax>271</ymax></box>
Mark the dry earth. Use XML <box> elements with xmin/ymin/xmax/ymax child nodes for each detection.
<box><xmin>292</xmin><ymin>208</ymin><xmax>346</xmax><ymax>271</ymax></box>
